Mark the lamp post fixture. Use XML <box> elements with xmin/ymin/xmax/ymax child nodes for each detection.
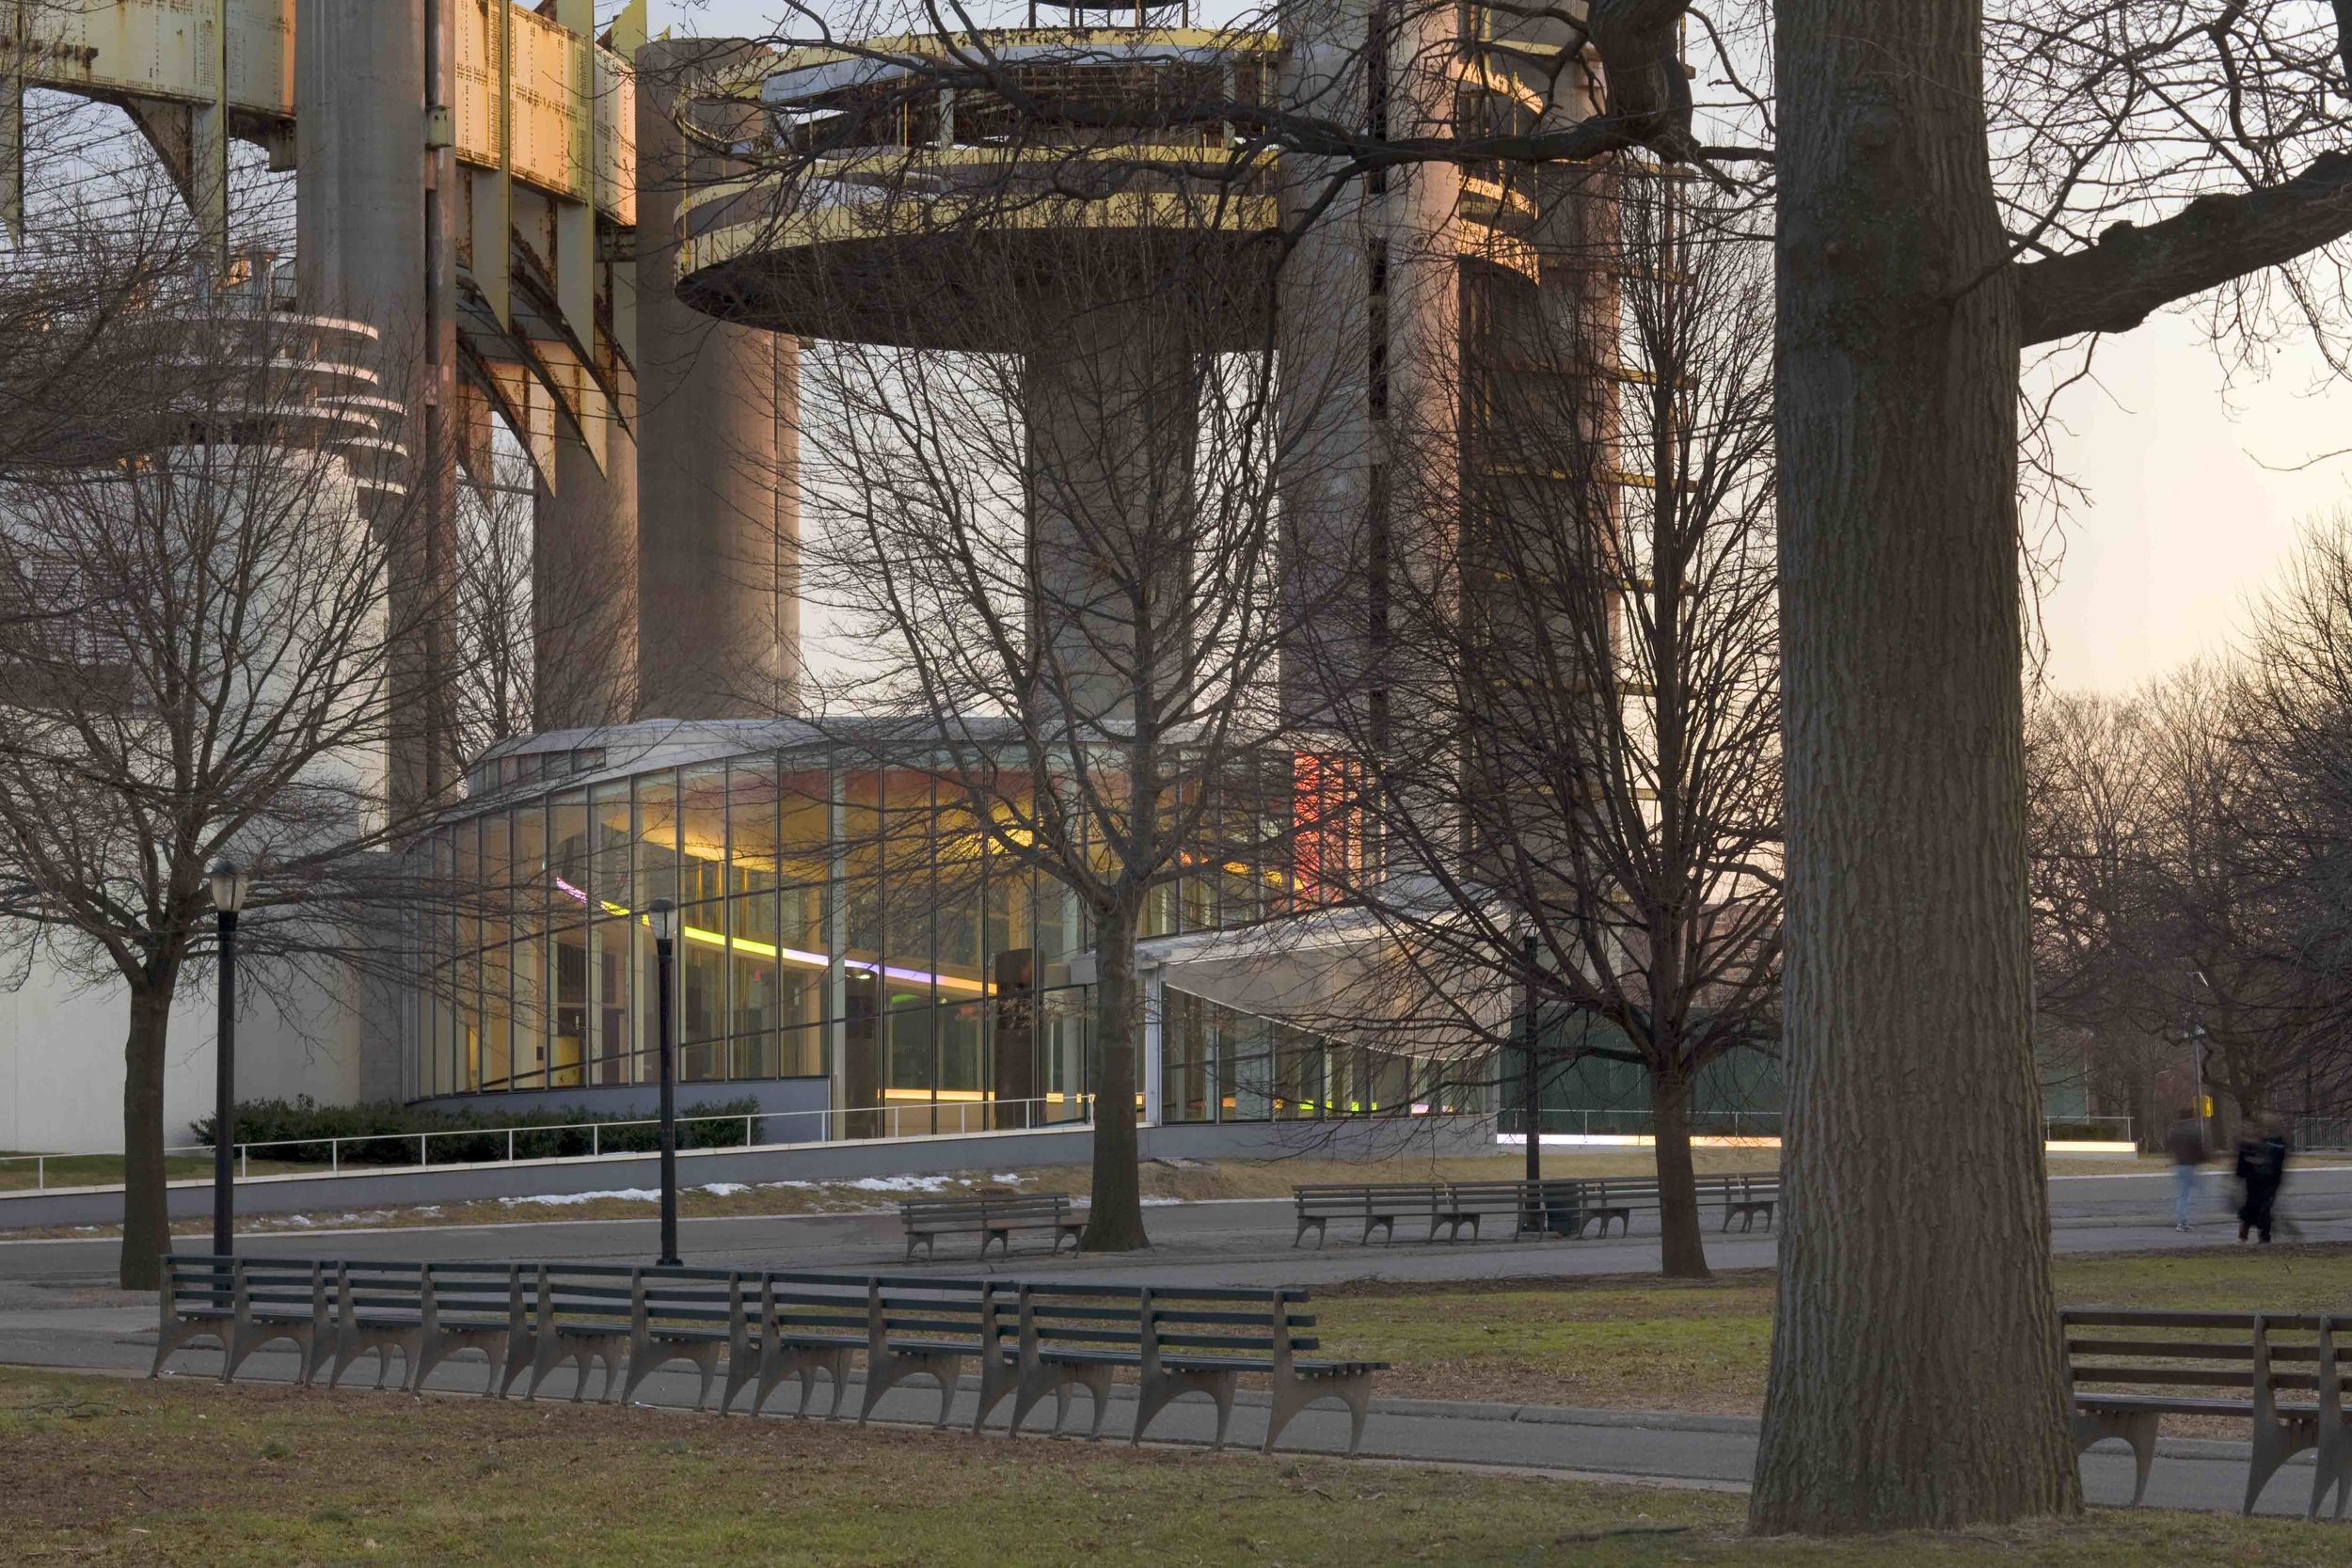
<box><xmin>208</xmin><ymin>859</ymin><xmax>250</xmax><ymax>1258</ymax></box>
<box><xmin>649</xmin><ymin>897</ymin><xmax>680</xmax><ymax>1268</ymax></box>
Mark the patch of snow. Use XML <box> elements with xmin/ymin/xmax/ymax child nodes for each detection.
<box><xmin>991</xmin><ymin>1173</ymin><xmax>1025</xmax><ymax>1183</ymax></box>
<box><xmin>501</xmin><ymin>1188</ymin><xmax>660</xmax><ymax>1207</ymax></box>
<box><xmin>841</xmin><ymin>1174</ymin><xmax>959</xmax><ymax>1193</ymax></box>
<box><xmin>1140</xmin><ymin>1196</ymin><xmax>1185</xmax><ymax>1207</ymax></box>
<box><xmin>701</xmin><ymin>1182</ymin><xmax>749</xmax><ymax>1196</ymax></box>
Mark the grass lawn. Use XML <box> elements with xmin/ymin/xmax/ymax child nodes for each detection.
<box><xmin>1313</xmin><ymin>1244</ymin><xmax>2352</xmax><ymax>1414</ymax></box>
<box><xmin>2</xmin><ymin>1368</ymin><xmax>2346</xmax><ymax>1566</ymax></box>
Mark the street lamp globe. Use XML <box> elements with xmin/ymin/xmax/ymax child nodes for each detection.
<box><xmin>648</xmin><ymin>896</ymin><xmax>676</xmax><ymax>942</ymax></box>
<box><xmin>208</xmin><ymin>859</ymin><xmax>250</xmax><ymax>914</ymax></box>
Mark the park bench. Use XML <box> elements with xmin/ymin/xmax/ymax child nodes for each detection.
<box><xmin>1563</xmin><ymin>1179</ymin><xmax>1641</xmax><ymax>1237</ymax></box>
<box><xmin>412</xmin><ymin>1261</ymin><xmax>531</xmax><ymax>1395</ymax></box>
<box><xmin>517</xmin><ymin>1263</ymin><xmax>638</xmax><ymax>1402</ymax></box>
<box><xmin>723</xmin><ymin>1271</ymin><xmax>874</xmax><ymax>1418</ymax></box>
<box><xmin>617</xmin><ymin>1265</ymin><xmax>740</xmax><ymax>1410</ymax></box>
<box><xmin>151</xmin><ymin>1254</ymin><xmax>239</xmax><ymax>1380</ymax></box>
<box><xmin>2062</xmin><ymin>1307</ymin><xmax>2352</xmax><ymax>1514</ymax></box>
<box><xmin>1711</xmin><ymin>1174</ymin><xmax>1778</xmax><ymax>1232</ymax></box>
<box><xmin>900</xmin><ymin>1194</ymin><xmax>1086</xmax><ymax>1260</ymax></box>
<box><xmin>151</xmin><ymin>1255</ymin><xmax>333</xmax><ymax>1387</ymax></box>
<box><xmin>857</xmin><ymin>1275</ymin><xmax>1021</xmax><ymax>1427</ymax></box>
<box><xmin>995</xmin><ymin>1282</ymin><xmax>1382</xmax><ymax>1452</ymax></box>
<box><xmin>326</xmin><ymin>1259</ymin><xmax>429</xmax><ymax>1390</ymax></box>
<box><xmin>151</xmin><ymin>1259</ymin><xmax>243</xmax><ymax>1382</ymax></box>
<box><xmin>144</xmin><ymin>1256</ymin><xmax>1386</xmax><ymax>1457</ymax></box>
<box><xmin>1433</xmin><ymin>1179</ymin><xmax>1609</xmax><ymax>1242</ymax></box>
<box><xmin>1290</xmin><ymin>1172</ymin><xmax>1781</xmax><ymax>1245</ymax></box>
<box><xmin>1291</xmin><ymin>1182</ymin><xmax>1443</xmax><ymax>1246</ymax></box>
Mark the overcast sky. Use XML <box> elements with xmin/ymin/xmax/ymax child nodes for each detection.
<box><xmin>656</xmin><ymin>0</ymin><xmax>2352</xmax><ymax>698</ymax></box>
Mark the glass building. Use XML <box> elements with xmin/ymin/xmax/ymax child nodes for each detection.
<box><xmin>403</xmin><ymin>720</ymin><xmax>1457</xmax><ymax>1136</ymax></box>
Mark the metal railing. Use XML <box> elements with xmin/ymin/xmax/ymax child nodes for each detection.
<box><xmin>2295</xmin><ymin>1116</ymin><xmax>2352</xmax><ymax>1152</ymax></box>
<box><xmin>1496</xmin><ymin>1110</ymin><xmax>2136</xmax><ymax>1144</ymax></box>
<box><xmin>0</xmin><ymin>1096</ymin><xmax>1089</xmax><ymax>1191</ymax></box>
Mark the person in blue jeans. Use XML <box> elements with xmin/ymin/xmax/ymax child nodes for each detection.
<box><xmin>2165</xmin><ymin>1108</ymin><xmax>2209</xmax><ymax>1231</ymax></box>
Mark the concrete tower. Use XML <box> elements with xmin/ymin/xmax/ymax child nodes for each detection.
<box><xmin>633</xmin><ymin>40</ymin><xmax>800</xmax><ymax>723</ymax></box>
<box><xmin>294</xmin><ymin>0</ymin><xmax>460</xmax><ymax>821</ymax></box>
<box><xmin>670</xmin><ymin>14</ymin><xmax>1272</xmax><ymax>724</ymax></box>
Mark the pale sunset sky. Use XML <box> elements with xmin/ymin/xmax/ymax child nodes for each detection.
<box><xmin>662</xmin><ymin>0</ymin><xmax>2352</xmax><ymax>698</ymax></box>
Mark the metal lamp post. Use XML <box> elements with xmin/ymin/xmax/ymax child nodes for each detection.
<box><xmin>208</xmin><ymin>859</ymin><xmax>250</xmax><ymax>1257</ymax></box>
<box><xmin>649</xmin><ymin>897</ymin><xmax>680</xmax><ymax>1267</ymax></box>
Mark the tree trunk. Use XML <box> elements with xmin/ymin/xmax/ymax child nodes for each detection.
<box><xmin>1650</xmin><ymin>1067</ymin><xmax>1709</xmax><ymax>1279</ymax></box>
<box><xmin>119</xmin><ymin>979</ymin><xmax>178</xmax><ymax>1291</ymax></box>
<box><xmin>1754</xmin><ymin>0</ymin><xmax>2080</xmax><ymax>1533</ymax></box>
<box><xmin>1081</xmin><ymin>899</ymin><xmax>1149</xmax><ymax>1252</ymax></box>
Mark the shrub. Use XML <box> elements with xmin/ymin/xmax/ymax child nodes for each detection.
<box><xmin>193</xmin><ymin>1095</ymin><xmax>769</xmax><ymax>1165</ymax></box>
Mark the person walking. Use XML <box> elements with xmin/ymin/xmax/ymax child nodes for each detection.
<box><xmin>2234</xmin><ymin>1118</ymin><xmax>2291</xmax><ymax>1243</ymax></box>
<box><xmin>2165</xmin><ymin>1107</ymin><xmax>2209</xmax><ymax>1231</ymax></box>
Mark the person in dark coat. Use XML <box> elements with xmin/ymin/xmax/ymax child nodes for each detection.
<box><xmin>2234</xmin><ymin>1119</ymin><xmax>2291</xmax><ymax>1243</ymax></box>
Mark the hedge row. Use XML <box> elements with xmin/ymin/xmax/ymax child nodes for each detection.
<box><xmin>193</xmin><ymin>1094</ymin><xmax>769</xmax><ymax>1165</ymax></box>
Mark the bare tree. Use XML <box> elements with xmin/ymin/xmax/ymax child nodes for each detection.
<box><xmin>699</xmin><ymin>0</ymin><xmax>2352</xmax><ymax>1528</ymax></box>
<box><xmin>450</xmin><ymin>448</ymin><xmax>539</xmax><ymax>759</ymax></box>
<box><xmin>0</xmin><ymin>255</ymin><xmax>425</xmax><ymax>1289</ymax></box>
<box><xmin>1301</xmin><ymin>171</ymin><xmax>1782</xmax><ymax>1279</ymax></box>
<box><xmin>794</xmin><ymin>229</ymin><xmax>1335</xmax><ymax>1248</ymax></box>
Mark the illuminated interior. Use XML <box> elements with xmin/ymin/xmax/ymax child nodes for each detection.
<box><xmin>405</xmin><ymin>731</ymin><xmax>1379</xmax><ymax>1134</ymax></box>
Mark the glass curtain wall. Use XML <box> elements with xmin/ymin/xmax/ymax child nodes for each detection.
<box><xmin>1158</xmin><ymin>986</ymin><xmax>1465</xmax><ymax>1123</ymax></box>
<box><xmin>410</xmin><ymin>744</ymin><xmax>1327</xmax><ymax>1131</ymax></box>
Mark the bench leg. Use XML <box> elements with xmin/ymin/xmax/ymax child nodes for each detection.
<box><xmin>815</xmin><ymin>1351</ymin><xmax>854</xmax><ymax>1418</ymax></box>
<box><xmin>721</xmin><ymin>1354</ymin><xmax>759</xmax><ymax>1417</ymax></box>
<box><xmin>748</xmin><ymin>1350</ymin><xmax>791</xmax><ymax>1417</ymax></box>
<box><xmin>302</xmin><ymin>1331</ymin><xmax>337</xmax><ymax>1389</ymax></box>
<box><xmin>973</xmin><ymin>1352</ymin><xmax>1022</xmax><ymax>1435</ymax></box>
<box><xmin>1074</xmin><ymin>1364</ymin><xmax>1116</xmax><ymax>1438</ymax></box>
<box><xmin>1134</xmin><ymin>1370</ymin><xmax>1234</xmax><ymax>1448</ymax></box>
<box><xmin>2249</xmin><ymin>1414</ymin><xmax>2319</xmax><ymax>1515</ymax></box>
<box><xmin>1008</xmin><ymin>1369</ymin><xmax>1057</xmax><ymax>1435</ymax></box>
<box><xmin>1267</xmin><ymin>1372</ymin><xmax>1376</xmax><ymax>1457</ymax></box>
<box><xmin>1011</xmin><ymin>1365</ymin><xmax>1090</xmax><ymax>1438</ymax></box>
<box><xmin>501</xmin><ymin>1336</ymin><xmax>541</xmax><ymax>1400</ymax></box>
<box><xmin>222</xmin><ymin>1321</ymin><xmax>296</xmax><ymax>1386</ymax></box>
<box><xmin>862</xmin><ymin>1352</ymin><xmax>962</xmax><ymax>1428</ymax></box>
<box><xmin>149</xmin><ymin>1320</ymin><xmax>220</xmax><ymax>1379</ymax></box>
<box><xmin>370</xmin><ymin>1339</ymin><xmax>416</xmax><ymax>1392</ymax></box>
<box><xmin>2310</xmin><ymin>1428</ymin><xmax>2352</xmax><ymax>1520</ymax></box>
<box><xmin>2073</xmin><ymin>1407</ymin><xmax>2159</xmax><ymax>1507</ymax></box>
<box><xmin>621</xmin><ymin>1346</ymin><xmax>660</xmax><ymax>1406</ymax></box>
<box><xmin>453</xmin><ymin>1339</ymin><xmax>508</xmax><ymax>1400</ymax></box>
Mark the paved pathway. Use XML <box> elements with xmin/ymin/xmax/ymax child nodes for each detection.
<box><xmin>4</xmin><ymin>1164</ymin><xmax>2347</xmax><ymax>1520</ymax></box>
<box><xmin>3</xmin><ymin>1164</ymin><xmax>2347</xmax><ymax>1289</ymax></box>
